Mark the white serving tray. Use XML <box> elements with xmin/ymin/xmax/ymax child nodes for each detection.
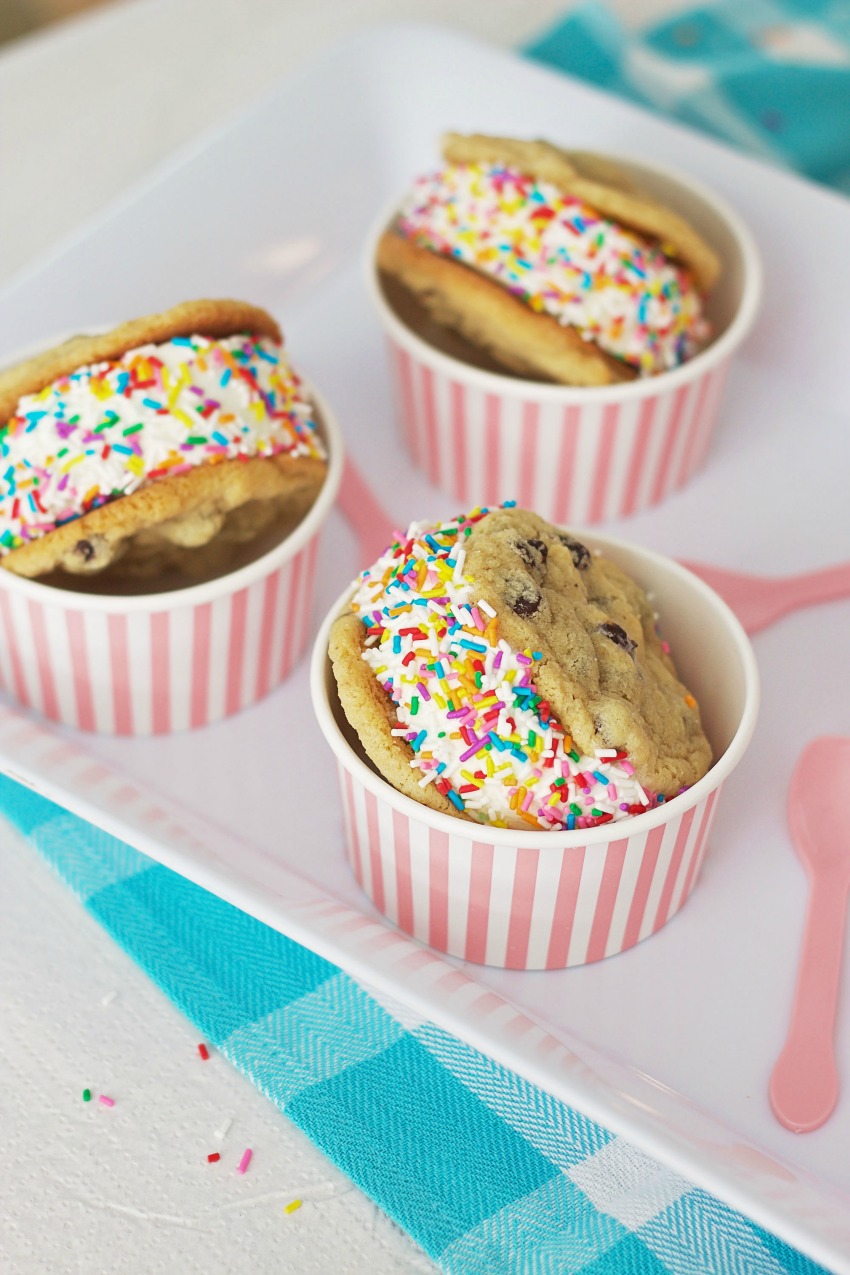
<box><xmin>2</xmin><ymin>23</ymin><xmax>850</xmax><ymax>1272</ymax></box>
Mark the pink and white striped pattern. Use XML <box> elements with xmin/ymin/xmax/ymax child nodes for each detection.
<box><xmin>388</xmin><ymin>340</ymin><xmax>731</xmax><ymax>524</ymax></box>
<box><xmin>311</xmin><ymin>515</ymin><xmax>757</xmax><ymax>971</ymax></box>
<box><xmin>0</xmin><ymin>534</ymin><xmax>321</xmax><ymax>734</ymax></box>
<box><xmin>0</xmin><ymin>385</ymin><xmax>342</xmax><ymax>735</ymax></box>
<box><xmin>337</xmin><ymin>760</ymin><xmax>721</xmax><ymax>970</ymax></box>
<box><xmin>370</xmin><ymin>154</ymin><xmax>761</xmax><ymax>524</ymax></box>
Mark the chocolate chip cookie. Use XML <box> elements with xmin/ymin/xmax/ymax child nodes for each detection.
<box><xmin>330</xmin><ymin>505</ymin><xmax>712</xmax><ymax>831</ymax></box>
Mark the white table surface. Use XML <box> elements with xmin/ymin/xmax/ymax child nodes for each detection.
<box><xmin>0</xmin><ymin>2</ymin><xmax>731</xmax><ymax>1272</ymax></box>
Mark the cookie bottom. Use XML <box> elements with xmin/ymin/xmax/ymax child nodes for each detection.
<box><xmin>2</xmin><ymin>449</ymin><xmax>327</xmax><ymax>592</ymax></box>
<box><xmin>38</xmin><ymin>480</ymin><xmax>322</xmax><ymax>595</ymax></box>
<box><xmin>378</xmin><ymin>272</ymin><xmax>548</xmax><ymax>382</ymax></box>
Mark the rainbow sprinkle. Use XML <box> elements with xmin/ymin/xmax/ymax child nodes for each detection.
<box><xmin>350</xmin><ymin>507</ymin><xmax>664</xmax><ymax>832</ymax></box>
<box><xmin>395</xmin><ymin>163</ymin><xmax>708</xmax><ymax>376</ymax></box>
<box><xmin>0</xmin><ymin>333</ymin><xmax>325</xmax><ymax>555</ymax></box>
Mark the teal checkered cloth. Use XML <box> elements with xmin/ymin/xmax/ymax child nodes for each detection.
<box><xmin>0</xmin><ymin>774</ymin><xmax>828</xmax><ymax>1274</ymax></box>
<box><xmin>526</xmin><ymin>0</ymin><xmax>850</xmax><ymax>193</ymax></box>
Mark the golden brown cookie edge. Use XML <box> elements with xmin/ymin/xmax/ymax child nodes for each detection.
<box><xmin>329</xmin><ymin>610</ymin><xmax>471</xmax><ymax>822</ymax></box>
<box><xmin>0</xmin><ymin>298</ymin><xmax>283</xmax><ymax>424</ymax></box>
<box><xmin>376</xmin><ymin>231</ymin><xmax>634</xmax><ymax>387</ymax></box>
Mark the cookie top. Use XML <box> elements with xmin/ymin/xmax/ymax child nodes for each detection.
<box><xmin>330</xmin><ymin>506</ymin><xmax>712</xmax><ymax>831</ymax></box>
<box><xmin>0</xmin><ymin>300</ymin><xmax>326</xmax><ymax>574</ymax></box>
<box><xmin>441</xmin><ymin>135</ymin><xmax>721</xmax><ymax>292</ymax></box>
<box><xmin>0</xmin><ymin>299</ymin><xmax>281</xmax><ymax>422</ymax></box>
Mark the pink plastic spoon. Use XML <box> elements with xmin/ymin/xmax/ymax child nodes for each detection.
<box><xmin>680</xmin><ymin>560</ymin><xmax>850</xmax><ymax>635</ymax></box>
<box><xmin>337</xmin><ymin>456</ymin><xmax>397</xmax><ymax>566</ymax></box>
<box><xmin>769</xmin><ymin>736</ymin><xmax>850</xmax><ymax>1133</ymax></box>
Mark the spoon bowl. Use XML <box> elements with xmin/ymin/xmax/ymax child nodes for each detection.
<box><xmin>769</xmin><ymin>736</ymin><xmax>850</xmax><ymax>1133</ymax></box>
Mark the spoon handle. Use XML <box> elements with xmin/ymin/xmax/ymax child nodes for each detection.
<box><xmin>769</xmin><ymin>874</ymin><xmax>850</xmax><ymax>1133</ymax></box>
<box><xmin>779</xmin><ymin>562</ymin><xmax>850</xmax><ymax>617</ymax></box>
<box><xmin>337</xmin><ymin>455</ymin><xmax>396</xmax><ymax>565</ymax></box>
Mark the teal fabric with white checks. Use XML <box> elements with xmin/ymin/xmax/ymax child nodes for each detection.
<box><xmin>526</xmin><ymin>1</ymin><xmax>850</xmax><ymax>193</ymax></box>
<box><xmin>0</xmin><ymin>774</ymin><xmax>828</xmax><ymax>1275</ymax></box>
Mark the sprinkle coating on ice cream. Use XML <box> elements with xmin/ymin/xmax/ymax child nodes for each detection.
<box><xmin>0</xmin><ymin>334</ymin><xmax>325</xmax><ymax>554</ymax></box>
<box><xmin>348</xmin><ymin>505</ymin><xmax>666</xmax><ymax>830</ymax></box>
<box><xmin>395</xmin><ymin>163</ymin><xmax>709</xmax><ymax>376</ymax></box>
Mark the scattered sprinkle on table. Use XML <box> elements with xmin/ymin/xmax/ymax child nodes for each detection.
<box><xmin>197</xmin><ymin>1043</ymin><xmax>210</xmax><ymax>1060</ymax></box>
<box><xmin>284</xmin><ymin>1200</ymin><xmax>302</xmax><ymax>1215</ymax></box>
<box><xmin>236</xmin><ymin>1147</ymin><xmax>253</xmax><ymax>1175</ymax></box>
<box><xmin>98</xmin><ymin>1094</ymin><xmax>115</xmax><ymax>1107</ymax></box>
<box><xmin>214</xmin><ymin>1117</ymin><xmax>233</xmax><ymax>1141</ymax></box>
<box><xmin>82</xmin><ymin>1088</ymin><xmax>91</xmax><ymax>1102</ymax></box>
<box><xmin>207</xmin><ymin>1152</ymin><xmax>221</xmax><ymax>1164</ymax></box>
<box><xmin>100</xmin><ymin>990</ymin><xmax>119</xmax><ymax>1007</ymax></box>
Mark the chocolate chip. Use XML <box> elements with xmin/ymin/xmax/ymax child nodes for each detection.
<box><xmin>559</xmin><ymin>535</ymin><xmax>590</xmax><ymax>570</ymax></box>
<box><xmin>75</xmin><ymin>539</ymin><xmax>95</xmax><ymax>562</ymax></box>
<box><xmin>514</xmin><ymin>537</ymin><xmax>548</xmax><ymax>570</ymax></box>
<box><xmin>511</xmin><ymin>589</ymin><xmax>542</xmax><ymax>617</ymax></box>
<box><xmin>598</xmin><ymin>621</ymin><xmax>637</xmax><ymax>654</ymax></box>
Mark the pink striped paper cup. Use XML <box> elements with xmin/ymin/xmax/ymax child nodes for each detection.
<box><xmin>367</xmin><ymin>156</ymin><xmax>761</xmax><ymax>523</ymax></box>
<box><xmin>311</xmin><ymin>531</ymin><xmax>759</xmax><ymax>969</ymax></box>
<box><xmin>0</xmin><ymin>390</ymin><xmax>343</xmax><ymax>735</ymax></box>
